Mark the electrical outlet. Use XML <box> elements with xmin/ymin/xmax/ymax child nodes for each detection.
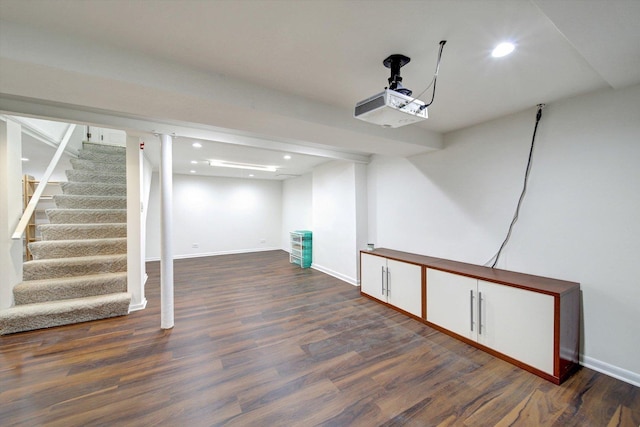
<box><xmin>192</xmin><ymin>243</ymin><xmax>199</xmax><ymax>249</ymax></box>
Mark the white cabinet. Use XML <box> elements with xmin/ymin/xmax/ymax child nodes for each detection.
<box><xmin>361</xmin><ymin>252</ymin><xmax>387</xmax><ymax>301</ymax></box>
<box><xmin>427</xmin><ymin>268</ymin><xmax>554</xmax><ymax>375</ymax></box>
<box><xmin>426</xmin><ymin>269</ymin><xmax>478</xmax><ymax>340</ymax></box>
<box><xmin>477</xmin><ymin>280</ymin><xmax>554</xmax><ymax>374</ymax></box>
<box><xmin>361</xmin><ymin>253</ymin><xmax>422</xmax><ymax>317</ymax></box>
<box><xmin>361</xmin><ymin>248</ymin><xmax>579</xmax><ymax>384</ymax></box>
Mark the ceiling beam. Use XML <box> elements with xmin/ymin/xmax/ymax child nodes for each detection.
<box><xmin>0</xmin><ymin>94</ymin><xmax>371</xmax><ymax>164</ymax></box>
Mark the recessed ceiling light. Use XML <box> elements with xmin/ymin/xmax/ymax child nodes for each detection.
<box><xmin>21</xmin><ymin>157</ymin><xmax>29</xmax><ymax>161</ymax></box>
<box><xmin>190</xmin><ymin>170</ymin><xmax>196</xmax><ymax>174</ymax></box>
<box><xmin>249</xmin><ymin>174</ymin><xmax>255</xmax><ymax>177</ymax></box>
<box><xmin>192</xmin><ymin>142</ymin><xmax>202</xmax><ymax>148</ymax></box>
<box><xmin>190</xmin><ymin>160</ymin><xmax>198</xmax><ymax>164</ymax></box>
<box><xmin>492</xmin><ymin>42</ymin><xmax>515</xmax><ymax>58</ymax></box>
<box><xmin>283</xmin><ymin>155</ymin><xmax>291</xmax><ymax>160</ymax></box>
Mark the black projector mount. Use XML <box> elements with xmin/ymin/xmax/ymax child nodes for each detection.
<box><xmin>384</xmin><ymin>54</ymin><xmax>413</xmax><ymax>96</ymax></box>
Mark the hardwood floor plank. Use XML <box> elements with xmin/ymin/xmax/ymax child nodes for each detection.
<box><xmin>494</xmin><ymin>389</ymin><xmax>568</xmax><ymax>426</ymax></box>
<box><xmin>1</xmin><ymin>250</ymin><xmax>638</xmax><ymax>427</ymax></box>
<box><xmin>227</xmin><ymin>378</ymin><xmax>341</xmax><ymax>426</ymax></box>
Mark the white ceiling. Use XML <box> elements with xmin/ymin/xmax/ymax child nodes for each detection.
<box><xmin>1</xmin><ymin>0</ymin><xmax>639</xmax><ymax>179</ymax></box>
<box><xmin>164</xmin><ymin>137</ymin><xmax>331</xmax><ymax>179</ymax></box>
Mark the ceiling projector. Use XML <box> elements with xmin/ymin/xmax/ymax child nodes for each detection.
<box><xmin>355</xmin><ymin>89</ymin><xmax>427</xmax><ymax>128</ymax></box>
<box><xmin>355</xmin><ymin>54</ymin><xmax>427</xmax><ymax>128</ymax></box>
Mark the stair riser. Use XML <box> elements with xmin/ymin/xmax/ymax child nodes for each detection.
<box><xmin>0</xmin><ymin>293</ymin><xmax>131</xmax><ymax>335</ymax></box>
<box><xmin>82</xmin><ymin>142</ymin><xmax>126</xmax><ymax>155</ymax></box>
<box><xmin>47</xmin><ymin>209</ymin><xmax>127</xmax><ymax>224</ymax></box>
<box><xmin>78</xmin><ymin>151</ymin><xmax>126</xmax><ymax>163</ymax></box>
<box><xmin>14</xmin><ymin>275</ymin><xmax>127</xmax><ymax>305</ymax></box>
<box><xmin>39</xmin><ymin>224</ymin><xmax>127</xmax><ymax>240</ymax></box>
<box><xmin>66</xmin><ymin>170</ymin><xmax>126</xmax><ymax>185</ymax></box>
<box><xmin>53</xmin><ymin>195</ymin><xmax>127</xmax><ymax>210</ymax></box>
<box><xmin>70</xmin><ymin>158</ymin><xmax>127</xmax><ymax>173</ymax></box>
<box><xmin>24</xmin><ymin>256</ymin><xmax>127</xmax><ymax>281</ymax></box>
<box><xmin>61</xmin><ymin>182</ymin><xmax>126</xmax><ymax>196</ymax></box>
<box><xmin>29</xmin><ymin>239</ymin><xmax>127</xmax><ymax>260</ymax></box>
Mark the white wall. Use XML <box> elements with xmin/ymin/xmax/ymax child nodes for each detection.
<box><xmin>354</xmin><ymin>163</ymin><xmax>368</xmax><ymax>279</ymax></box>
<box><xmin>367</xmin><ymin>85</ymin><xmax>640</xmax><ymax>384</ymax></box>
<box><xmin>0</xmin><ymin>119</ymin><xmax>23</xmax><ymax>308</ymax></box>
<box><xmin>146</xmin><ymin>173</ymin><xmax>282</xmax><ymax>260</ymax></box>
<box><xmin>281</xmin><ymin>173</ymin><xmax>312</xmax><ymax>251</ymax></box>
<box><xmin>126</xmin><ymin>136</ymin><xmax>146</xmax><ymax>310</ymax></box>
<box><xmin>312</xmin><ymin>161</ymin><xmax>365</xmax><ymax>285</ymax></box>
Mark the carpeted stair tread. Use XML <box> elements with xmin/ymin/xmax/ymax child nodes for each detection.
<box><xmin>66</xmin><ymin>170</ymin><xmax>126</xmax><ymax>185</ymax></box>
<box><xmin>0</xmin><ymin>292</ymin><xmax>131</xmax><ymax>335</ymax></box>
<box><xmin>61</xmin><ymin>182</ymin><xmax>126</xmax><ymax>196</ymax></box>
<box><xmin>82</xmin><ymin>142</ymin><xmax>126</xmax><ymax>154</ymax></box>
<box><xmin>46</xmin><ymin>208</ymin><xmax>126</xmax><ymax>224</ymax></box>
<box><xmin>39</xmin><ymin>223</ymin><xmax>127</xmax><ymax>240</ymax></box>
<box><xmin>29</xmin><ymin>238</ymin><xmax>127</xmax><ymax>259</ymax></box>
<box><xmin>78</xmin><ymin>150</ymin><xmax>126</xmax><ymax>163</ymax></box>
<box><xmin>53</xmin><ymin>194</ymin><xmax>127</xmax><ymax>209</ymax></box>
<box><xmin>13</xmin><ymin>272</ymin><xmax>128</xmax><ymax>305</ymax></box>
<box><xmin>70</xmin><ymin>158</ymin><xmax>127</xmax><ymax>173</ymax></box>
<box><xmin>23</xmin><ymin>254</ymin><xmax>127</xmax><ymax>281</ymax></box>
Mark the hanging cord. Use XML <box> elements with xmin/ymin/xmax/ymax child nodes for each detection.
<box><xmin>486</xmin><ymin>104</ymin><xmax>545</xmax><ymax>268</ymax></box>
<box><xmin>401</xmin><ymin>40</ymin><xmax>447</xmax><ymax>109</ymax></box>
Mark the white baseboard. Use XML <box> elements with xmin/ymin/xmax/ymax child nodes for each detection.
<box><xmin>311</xmin><ymin>263</ymin><xmax>358</xmax><ymax>286</ymax></box>
<box><xmin>145</xmin><ymin>247</ymin><xmax>282</xmax><ymax>262</ymax></box>
<box><xmin>129</xmin><ymin>297</ymin><xmax>147</xmax><ymax>312</ymax></box>
<box><xmin>580</xmin><ymin>355</ymin><xmax>640</xmax><ymax>387</ymax></box>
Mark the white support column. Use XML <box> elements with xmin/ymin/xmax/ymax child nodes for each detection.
<box><xmin>159</xmin><ymin>133</ymin><xmax>174</xmax><ymax>329</ymax></box>
<box><xmin>0</xmin><ymin>119</ymin><xmax>23</xmax><ymax>309</ymax></box>
<box><xmin>126</xmin><ymin>135</ymin><xmax>147</xmax><ymax>311</ymax></box>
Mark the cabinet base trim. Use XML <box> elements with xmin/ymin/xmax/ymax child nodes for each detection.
<box><xmin>424</xmin><ymin>320</ymin><xmax>578</xmax><ymax>385</ymax></box>
<box><xmin>360</xmin><ymin>292</ymin><xmax>424</xmax><ymax>323</ymax></box>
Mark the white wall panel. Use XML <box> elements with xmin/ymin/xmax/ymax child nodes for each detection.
<box><xmin>312</xmin><ymin>161</ymin><xmax>359</xmax><ymax>284</ymax></box>
<box><xmin>281</xmin><ymin>173</ymin><xmax>312</xmax><ymax>251</ymax></box>
<box><xmin>146</xmin><ymin>174</ymin><xmax>282</xmax><ymax>260</ymax></box>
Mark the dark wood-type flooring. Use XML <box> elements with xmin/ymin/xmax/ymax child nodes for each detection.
<box><xmin>1</xmin><ymin>250</ymin><xmax>638</xmax><ymax>426</ymax></box>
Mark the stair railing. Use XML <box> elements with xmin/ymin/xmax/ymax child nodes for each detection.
<box><xmin>12</xmin><ymin>124</ymin><xmax>76</xmax><ymax>239</ymax></box>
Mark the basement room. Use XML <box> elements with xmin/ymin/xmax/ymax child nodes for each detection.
<box><xmin>1</xmin><ymin>0</ymin><xmax>638</xmax><ymax>425</ymax></box>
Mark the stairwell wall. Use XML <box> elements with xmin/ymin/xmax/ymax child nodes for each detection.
<box><xmin>0</xmin><ymin>119</ymin><xmax>23</xmax><ymax>308</ymax></box>
<box><xmin>126</xmin><ymin>136</ymin><xmax>147</xmax><ymax>311</ymax></box>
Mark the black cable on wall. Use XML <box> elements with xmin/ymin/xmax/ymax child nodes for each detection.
<box><xmin>487</xmin><ymin>104</ymin><xmax>545</xmax><ymax>269</ymax></box>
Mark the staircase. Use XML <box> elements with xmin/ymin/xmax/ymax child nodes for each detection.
<box><xmin>0</xmin><ymin>143</ymin><xmax>131</xmax><ymax>335</ymax></box>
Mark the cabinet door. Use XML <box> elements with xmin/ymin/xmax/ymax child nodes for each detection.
<box><xmin>360</xmin><ymin>253</ymin><xmax>387</xmax><ymax>302</ymax></box>
<box><xmin>426</xmin><ymin>269</ymin><xmax>478</xmax><ymax>341</ymax></box>
<box><xmin>386</xmin><ymin>259</ymin><xmax>422</xmax><ymax>317</ymax></box>
<box><xmin>477</xmin><ymin>280</ymin><xmax>554</xmax><ymax>375</ymax></box>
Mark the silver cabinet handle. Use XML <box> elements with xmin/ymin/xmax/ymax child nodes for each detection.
<box><xmin>478</xmin><ymin>291</ymin><xmax>483</xmax><ymax>335</ymax></box>
<box><xmin>381</xmin><ymin>266</ymin><xmax>385</xmax><ymax>295</ymax></box>
<box><xmin>386</xmin><ymin>268</ymin><xmax>390</xmax><ymax>296</ymax></box>
<box><xmin>470</xmin><ymin>290</ymin><xmax>474</xmax><ymax>332</ymax></box>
